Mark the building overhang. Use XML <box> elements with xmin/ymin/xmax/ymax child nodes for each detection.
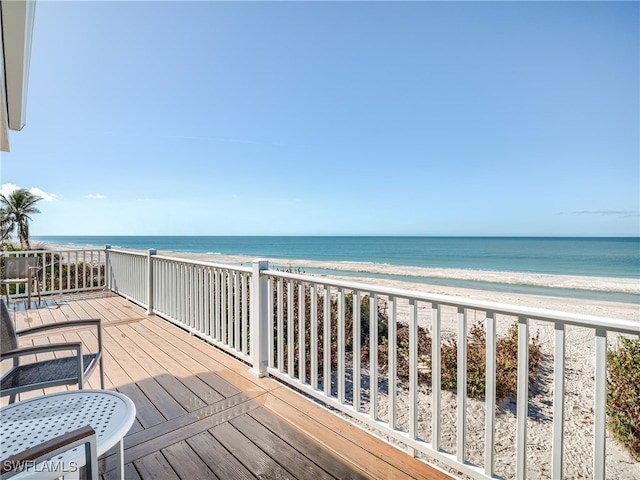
<box><xmin>1</xmin><ymin>0</ymin><xmax>36</xmax><ymax>152</ymax></box>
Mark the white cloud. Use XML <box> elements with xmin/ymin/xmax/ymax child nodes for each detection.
<box><xmin>0</xmin><ymin>183</ymin><xmax>19</xmax><ymax>196</ymax></box>
<box><xmin>0</xmin><ymin>183</ymin><xmax>58</xmax><ymax>201</ymax></box>
<box><xmin>30</xmin><ymin>187</ymin><xmax>58</xmax><ymax>202</ymax></box>
<box><xmin>86</xmin><ymin>194</ymin><xmax>106</xmax><ymax>200</ymax></box>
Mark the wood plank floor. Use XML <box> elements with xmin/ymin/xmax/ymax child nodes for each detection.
<box><xmin>2</xmin><ymin>292</ymin><xmax>451</xmax><ymax>479</ymax></box>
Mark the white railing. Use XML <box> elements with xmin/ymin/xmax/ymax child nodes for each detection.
<box><xmin>0</xmin><ymin>248</ymin><xmax>106</xmax><ymax>299</ymax></box>
<box><xmin>26</xmin><ymin>247</ymin><xmax>639</xmax><ymax>479</ymax></box>
<box><xmin>104</xmin><ymin>248</ymin><xmax>254</xmax><ymax>364</ymax></box>
<box><xmin>150</xmin><ymin>253</ymin><xmax>253</xmax><ymax>363</ymax></box>
<box><xmin>259</xmin><ymin>268</ymin><xmax>638</xmax><ymax>479</ymax></box>
<box><xmin>105</xmin><ymin>247</ymin><xmax>147</xmax><ymax>305</ymax></box>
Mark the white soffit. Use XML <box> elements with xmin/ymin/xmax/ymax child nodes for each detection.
<box><xmin>1</xmin><ymin>82</ymin><xmax>8</xmax><ymax>152</ymax></box>
<box><xmin>0</xmin><ymin>16</ymin><xmax>8</xmax><ymax>152</ymax></box>
<box><xmin>1</xmin><ymin>0</ymin><xmax>36</xmax><ymax>133</ymax></box>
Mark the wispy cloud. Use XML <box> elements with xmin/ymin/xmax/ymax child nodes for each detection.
<box><xmin>569</xmin><ymin>210</ymin><xmax>639</xmax><ymax>218</ymax></box>
<box><xmin>86</xmin><ymin>194</ymin><xmax>106</xmax><ymax>200</ymax></box>
<box><xmin>1</xmin><ymin>183</ymin><xmax>58</xmax><ymax>201</ymax></box>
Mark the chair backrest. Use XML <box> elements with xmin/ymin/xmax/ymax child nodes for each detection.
<box><xmin>3</xmin><ymin>257</ymin><xmax>37</xmax><ymax>280</ymax></box>
<box><xmin>1</xmin><ymin>298</ymin><xmax>18</xmax><ymax>351</ymax></box>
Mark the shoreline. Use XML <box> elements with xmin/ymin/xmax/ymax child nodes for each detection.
<box><xmin>33</xmin><ymin>238</ymin><xmax>639</xmax><ymax>287</ymax></box>
<box><xmin>154</xmin><ymin>250</ymin><xmax>640</xmax><ymax>320</ymax></box>
<box><xmin>103</xmin><ymin>246</ymin><xmax>639</xmax><ymax>295</ymax></box>
<box><xmin>203</xmin><ymin>253</ymin><xmax>640</xmax><ymax>294</ymax></box>
<box><xmin>40</xmin><ymin>243</ymin><xmax>640</xmax><ymax>321</ymax></box>
<box><xmin>116</xmin><ymin>247</ymin><xmax>640</xmax><ymax>322</ymax></box>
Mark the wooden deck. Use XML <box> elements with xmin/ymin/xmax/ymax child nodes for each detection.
<box><xmin>2</xmin><ymin>292</ymin><xmax>451</xmax><ymax>479</ymax></box>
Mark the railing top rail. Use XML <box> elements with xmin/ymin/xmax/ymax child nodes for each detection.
<box><xmin>105</xmin><ymin>247</ymin><xmax>147</xmax><ymax>257</ymax></box>
<box><xmin>106</xmin><ymin>248</ymin><xmax>254</xmax><ymax>273</ymax></box>
<box><xmin>152</xmin><ymin>254</ymin><xmax>253</xmax><ymax>273</ymax></box>
<box><xmin>0</xmin><ymin>248</ymin><xmax>106</xmax><ymax>255</ymax></box>
<box><xmin>266</xmin><ymin>269</ymin><xmax>640</xmax><ymax>335</ymax></box>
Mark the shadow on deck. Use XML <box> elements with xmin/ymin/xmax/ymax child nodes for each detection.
<box><xmin>2</xmin><ymin>292</ymin><xmax>451</xmax><ymax>479</ymax></box>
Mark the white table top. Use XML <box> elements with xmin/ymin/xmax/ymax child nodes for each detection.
<box><xmin>1</xmin><ymin>390</ymin><xmax>136</xmax><ymax>479</ymax></box>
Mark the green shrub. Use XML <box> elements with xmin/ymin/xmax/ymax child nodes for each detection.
<box><xmin>271</xmin><ymin>276</ymin><xmax>380</xmax><ymax>374</ymax></box>
<box><xmin>1</xmin><ymin>242</ymin><xmax>22</xmax><ymax>252</ymax></box>
<box><xmin>378</xmin><ymin>320</ymin><xmax>542</xmax><ymax>400</ymax></box>
<box><xmin>270</xmin><ymin>275</ymin><xmax>542</xmax><ymax>401</ymax></box>
<box><xmin>607</xmin><ymin>336</ymin><xmax>640</xmax><ymax>460</ymax></box>
<box><xmin>0</xmin><ymin>250</ymin><xmax>106</xmax><ymax>298</ymax></box>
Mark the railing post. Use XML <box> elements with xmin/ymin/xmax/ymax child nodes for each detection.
<box><xmin>593</xmin><ymin>329</ymin><xmax>607</xmax><ymax>479</ymax></box>
<box><xmin>147</xmin><ymin>249</ymin><xmax>157</xmax><ymax>315</ymax></box>
<box><xmin>516</xmin><ymin>316</ymin><xmax>529</xmax><ymax>479</ymax></box>
<box><xmin>105</xmin><ymin>245</ymin><xmax>111</xmax><ymax>291</ymax></box>
<box><xmin>250</xmin><ymin>259</ymin><xmax>269</xmax><ymax>377</ymax></box>
<box><xmin>484</xmin><ymin>311</ymin><xmax>497</xmax><ymax>478</ymax></box>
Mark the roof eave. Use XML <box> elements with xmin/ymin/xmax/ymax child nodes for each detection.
<box><xmin>1</xmin><ymin>0</ymin><xmax>36</xmax><ymax>135</ymax></box>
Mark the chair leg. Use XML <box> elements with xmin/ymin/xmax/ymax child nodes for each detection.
<box><xmin>35</xmin><ymin>276</ymin><xmax>41</xmax><ymax>307</ymax></box>
<box><xmin>6</xmin><ymin>286</ymin><xmax>25</xmax><ymax>311</ymax></box>
<box><xmin>99</xmin><ymin>357</ymin><xmax>105</xmax><ymax>389</ymax></box>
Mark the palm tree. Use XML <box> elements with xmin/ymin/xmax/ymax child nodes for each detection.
<box><xmin>0</xmin><ymin>208</ymin><xmax>15</xmax><ymax>245</ymax></box>
<box><xmin>0</xmin><ymin>189</ymin><xmax>42</xmax><ymax>250</ymax></box>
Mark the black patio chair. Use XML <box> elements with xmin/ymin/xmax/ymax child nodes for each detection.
<box><xmin>0</xmin><ymin>299</ymin><xmax>104</xmax><ymax>404</ymax></box>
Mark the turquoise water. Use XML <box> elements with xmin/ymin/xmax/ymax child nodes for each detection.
<box><xmin>33</xmin><ymin>235</ymin><xmax>639</xmax><ymax>278</ymax></box>
<box><xmin>32</xmin><ymin>236</ymin><xmax>640</xmax><ymax>303</ymax></box>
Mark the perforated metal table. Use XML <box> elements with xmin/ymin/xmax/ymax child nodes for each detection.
<box><xmin>1</xmin><ymin>390</ymin><xmax>136</xmax><ymax>479</ymax></box>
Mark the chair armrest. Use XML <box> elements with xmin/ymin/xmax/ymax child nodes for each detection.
<box><xmin>16</xmin><ymin>319</ymin><xmax>101</xmax><ymax>337</ymax></box>
<box><xmin>0</xmin><ymin>425</ymin><xmax>96</xmax><ymax>478</ymax></box>
<box><xmin>0</xmin><ymin>342</ymin><xmax>83</xmax><ymax>361</ymax></box>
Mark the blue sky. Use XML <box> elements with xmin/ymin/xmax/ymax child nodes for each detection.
<box><xmin>1</xmin><ymin>0</ymin><xmax>638</xmax><ymax>236</ymax></box>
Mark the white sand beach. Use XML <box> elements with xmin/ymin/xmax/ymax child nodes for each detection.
<box><xmin>44</xmin><ymin>244</ymin><xmax>640</xmax><ymax>478</ymax></box>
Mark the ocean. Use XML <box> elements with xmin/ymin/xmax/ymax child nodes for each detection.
<box><xmin>32</xmin><ymin>236</ymin><xmax>640</xmax><ymax>305</ymax></box>
<box><xmin>32</xmin><ymin>236</ymin><xmax>639</xmax><ymax>279</ymax></box>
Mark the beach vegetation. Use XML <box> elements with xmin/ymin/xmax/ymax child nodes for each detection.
<box><xmin>0</xmin><ymin>241</ymin><xmax>23</xmax><ymax>252</ymax></box>
<box><xmin>271</xmin><ymin>274</ymin><xmax>542</xmax><ymax>401</ymax></box>
<box><xmin>39</xmin><ymin>258</ymin><xmax>105</xmax><ymax>292</ymax></box>
<box><xmin>377</xmin><ymin>319</ymin><xmax>542</xmax><ymax>400</ymax></box>
<box><xmin>0</xmin><ymin>248</ymin><xmax>105</xmax><ymax>298</ymax></box>
<box><xmin>607</xmin><ymin>336</ymin><xmax>640</xmax><ymax>460</ymax></box>
<box><xmin>0</xmin><ymin>188</ymin><xmax>42</xmax><ymax>250</ymax></box>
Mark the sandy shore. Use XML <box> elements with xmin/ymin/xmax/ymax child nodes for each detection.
<box><xmin>43</xmin><ymin>244</ymin><xmax>640</xmax><ymax>478</ymax></box>
<box><xmin>165</xmin><ymin>251</ymin><xmax>640</xmax><ymax>292</ymax></box>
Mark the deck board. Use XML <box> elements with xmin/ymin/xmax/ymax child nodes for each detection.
<box><xmin>247</xmin><ymin>407</ymin><xmax>370</xmax><ymax>480</ymax></box>
<box><xmin>229</xmin><ymin>413</ymin><xmax>339</xmax><ymax>480</ymax></box>
<box><xmin>162</xmin><ymin>440</ymin><xmax>218</xmax><ymax>478</ymax></box>
<box><xmin>2</xmin><ymin>293</ymin><xmax>451</xmax><ymax>479</ymax></box>
<box><xmin>186</xmin><ymin>431</ymin><xmax>255</xmax><ymax>480</ymax></box>
<box><xmin>132</xmin><ymin>452</ymin><xmax>177</xmax><ymax>480</ymax></box>
<box><xmin>211</xmin><ymin>422</ymin><xmax>297</xmax><ymax>480</ymax></box>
